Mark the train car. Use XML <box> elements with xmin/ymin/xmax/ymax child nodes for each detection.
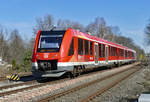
<box><xmin>31</xmin><ymin>28</ymin><xmax>136</xmax><ymax>78</ymax></box>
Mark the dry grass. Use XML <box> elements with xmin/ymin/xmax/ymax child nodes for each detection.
<box><xmin>0</xmin><ymin>65</ymin><xmax>16</xmax><ymax>77</ymax></box>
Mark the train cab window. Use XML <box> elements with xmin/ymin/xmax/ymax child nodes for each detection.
<box><xmin>102</xmin><ymin>44</ymin><xmax>105</xmax><ymax>57</ymax></box>
<box><xmin>68</xmin><ymin>38</ymin><xmax>74</xmax><ymax>56</ymax></box>
<box><xmin>99</xmin><ymin>44</ymin><xmax>102</xmax><ymax>57</ymax></box>
<box><xmin>78</xmin><ymin>38</ymin><xmax>83</xmax><ymax>55</ymax></box>
<box><xmin>90</xmin><ymin>41</ymin><xmax>93</xmax><ymax>55</ymax></box>
<box><xmin>85</xmin><ymin>40</ymin><xmax>89</xmax><ymax>55</ymax></box>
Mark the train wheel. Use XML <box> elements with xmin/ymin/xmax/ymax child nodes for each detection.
<box><xmin>71</xmin><ymin>67</ymin><xmax>77</xmax><ymax>78</ymax></box>
<box><xmin>68</xmin><ymin>72</ymin><xmax>73</xmax><ymax>79</ymax></box>
<box><xmin>72</xmin><ymin>66</ymin><xmax>81</xmax><ymax>78</ymax></box>
<box><xmin>78</xmin><ymin>66</ymin><xmax>82</xmax><ymax>76</ymax></box>
<box><xmin>118</xmin><ymin>63</ymin><xmax>120</xmax><ymax>67</ymax></box>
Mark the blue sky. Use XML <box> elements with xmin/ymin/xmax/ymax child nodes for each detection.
<box><xmin>0</xmin><ymin>0</ymin><xmax>150</xmax><ymax>52</ymax></box>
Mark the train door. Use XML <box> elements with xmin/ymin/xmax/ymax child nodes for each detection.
<box><xmin>105</xmin><ymin>46</ymin><xmax>108</xmax><ymax>63</ymax></box>
<box><xmin>95</xmin><ymin>43</ymin><xmax>98</xmax><ymax>64</ymax></box>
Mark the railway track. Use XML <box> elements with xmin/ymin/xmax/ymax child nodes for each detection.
<box><xmin>0</xmin><ymin>72</ymin><xmax>32</xmax><ymax>82</ymax></box>
<box><xmin>0</xmin><ymin>65</ymin><xmax>111</xmax><ymax>98</ymax></box>
<box><xmin>0</xmin><ymin>77</ymin><xmax>7</xmax><ymax>81</ymax></box>
<box><xmin>80</xmin><ymin>68</ymin><xmax>140</xmax><ymax>102</ymax></box>
<box><xmin>36</xmin><ymin>62</ymin><xmax>140</xmax><ymax>102</ymax></box>
<box><xmin>0</xmin><ymin>80</ymin><xmax>36</xmax><ymax>90</ymax></box>
<box><xmin>0</xmin><ymin>78</ymin><xmax>69</xmax><ymax>97</ymax></box>
<box><xmin>0</xmin><ymin>62</ymin><xmax>140</xmax><ymax>102</ymax></box>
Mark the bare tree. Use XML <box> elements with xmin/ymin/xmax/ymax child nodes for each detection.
<box><xmin>103</xmin><ymin>26</ymin><xmax>114</xmax><ymax>41</ymax></box>
<box><xmin>8</xmin><ymin>29</ymin><xmax>25</xmax><ymax>64</ymax></box>
<box><xmin>145</xmin><ymin>19</ymin><xmax>150</xmax><ymax>45</ymax></box>
<box><xmin>110</xmin><ymin>26</ymin><xmax>121</xmax><ymax>36</ymax></box>
<box><xmin>0</xmin><ymin>25</ymin><xmax>9</xmax><ymax>61</ymax></box>
<box><xmin>57</xmin><ymin>19</ymin><xmax>65</xmax><ymax>27</ymax></box>
<box><xmin>57</xmin><ymin>19</ymin><xmax>84</xmax><ymax>31</ymax></box>
<box><xmin>33</xmin><ymin>14</ymin><xmax>54</xmax><ymax>35</ymax></box>
<box><xmin>85</xmin><ymin>17</ymin><xmax>107</xmax><ymax>38</ymax></box>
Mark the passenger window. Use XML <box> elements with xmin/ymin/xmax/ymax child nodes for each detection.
<box><xmin>109</xmin><ymin>46</ymin><xmax>111</xmax><ymax>56</ymax></box>
<box><xmin>111</xmin><ymin>46</ymin><xmax>113</xmax><ymax>56</ymax></box>
<box><xmin>90</xmin><ymin>41</ymin><xmax>93</xmax><ymax>55</ymax></box>
<box><xmin>68</xmin><ymin>38</ymin><xmax>74</xmax><ymax>56</ymax></box>
<box><xmin>78</xmin><ymin>38</ymin><xmax>83</xmax><ymax>55</ymax></box>
<box><xmin>115</xmin><ymin>48</ymin><xmax>117</xmax><ymax>56</ymax></box>
<box><xmin>103</xmin><ymin>44</ymin><xmax>105</xmax><ymax>57</ymax></box>
<box><xmin>125</xmin><ymin>50</ymin><xmax>128</xmax><ymax>58</ymax></box>
<box><xmin>99</xmin><ymin>44</ymin><xmax>102</xmax><ymax>57</ymax></box>
<box><xmin>85</xmin><ymin>40</ymin><xmax>89</xmax><ymax>55</ymax></box>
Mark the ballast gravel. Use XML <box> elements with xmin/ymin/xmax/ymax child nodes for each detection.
<box><xmin>50</xmin><ymin>68</ymin><xmax>137</xmax><ymax>102</ymax></box>
<box><xmin>92</xmin><ymin>64</ymin><xmax>150</xmax><ymax>102</ymax></box>
<box><xmin>0</xmin><ymin>63</ymin><xmax>139</xmax><ymax>102</ymax></box>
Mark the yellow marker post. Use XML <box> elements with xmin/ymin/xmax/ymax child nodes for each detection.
<box><xmin>6</xmin><ymin>74</ymin><xmax>20</xmax><ymax>81</ymax></box>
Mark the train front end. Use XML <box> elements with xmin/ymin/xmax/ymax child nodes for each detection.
<box><xmin>31</xmin><ymin>30</ymin><xmax>66</xmax><ymax>78</ymax></box>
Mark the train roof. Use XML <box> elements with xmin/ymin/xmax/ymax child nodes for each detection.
<box><xmin>38</xmin><ymin>28</ymin><xmax>135</xmax><ymax>53</ymax></box>
<box><xmin>66</xmin><ymin>28</ymin><xmax>136</xmax><ymax>53</ymax></box>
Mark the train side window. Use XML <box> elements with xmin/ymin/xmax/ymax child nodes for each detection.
<box><xmin>125</xmin><ymin>50</ymin><xmax>128</xmax><ymax>58</ymax></box>
<box><xmin>121</xmin><ymin>49</ymin><xmax>122</xmax><ymax>56</ymax></box>
<box><xmin>120</xmin><ymin>49</ymin><xmax>121</xmax><ymax>56</ymax></box>
<box><xmin>119</xmin><ymin>49</ymin><xmax>120</xmax><ymax>56</ymax></box>
<box><xmin>90</xmin><ymin>41</ymin><xmax>93</xmax><ymax>55</ymax></box>
<box><xmin>121</xmin><ymin>49</ymin><xmax>123</xmax><ymax>56</ymax></box>
<box><xmin>122</xmin><ymin>49</ymin><xmax>124</xmax><ymax>56</ymax></box>
<box><xmin>132</xmin><ymin>52</ymin><xmax>134</xmax><ymax>57</ymax></box>
<box><xmin>68</xmin><ymin>38</ymin><xmax>74</xmax><ymax>56</ymax></box>
<box><xmin>111</xmin><ymin>46</ymin><xmax>113</xmax><ymax>56</ymax></box>
<box><xmin>115</xmin><ymin>47</ymin><xmax>117</xmax><ymax>56</ymax></box>
<box><xmin>103</xmin><ymin>44</ymin><xmax>105</xmax><ymax>57</ymax></box>
<box><xmin>115</xmin><ymin>48</ymin><xmax>116</xmax><ymax>56</ymax></box>
<box><xmin>99</xmin><ymin>44</ymin><xmax>102</xmax><ymax>57</ymax></box>
<box><xmin>109</xmin><ymin>46</ymin><xmax>111</xmax><ymax>56</ymax></box>
<box><xmin>114</xmin><ymin>47</ymin><xmax>116</xmax><ymax>56</ymax></box>
<box><xmin>112</xmin><ymin>47</ymin><xmax>114</xmax><ymax>56</ymax></box>
<box><xmin>116</xmin><ymin>48</ymin><xmax>117</xmax><ymax>56</ymax></box>
<box><xmin>85</xmin><ymin>40</ymin><xmax>89</xmax><ymax>55</ymax></box>
<box><xmin>78</xmin><ymin>38</ymin><xmax>83</xmax><ymax>55</ymax></box>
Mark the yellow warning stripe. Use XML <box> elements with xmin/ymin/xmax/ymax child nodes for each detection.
<box><xmin>10</xmin><ymin>74</ymin><xmax>16</xmax><ymax>79</ymax></box>
<box><xmin>7</xmin><ymin>74</ymin><xmax>20</xmax><ymax>81</ymax></box>
<box><xmin>14</xmin><ymin>75</ymin><xmax>19</xmax><ymax>80</ymax></box>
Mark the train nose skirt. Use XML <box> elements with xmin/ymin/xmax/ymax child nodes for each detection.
<box><xmin>41</xmin><ymin>71</ymin><xmax>66</xmax><ymax>77</ymax></box>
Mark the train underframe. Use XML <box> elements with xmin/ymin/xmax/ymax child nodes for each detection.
<box><xmin>32</xmin><ymin>59</ymin><xmax>136</xmax><ymax>78</ymax></box>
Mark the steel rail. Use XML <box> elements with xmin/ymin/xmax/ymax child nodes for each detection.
<box><xmin>80</xmin><ymin>68</ymin><xmax>140</xmax><ymax>102</ymax></box>
<box><xmin>0</xmin><ymin>80</ymin><xmax>36</xmax><ymax>90</ymax></box>
<box><xmin>36</xmin><ymin>63</ymin><xmax>140</xmax><ymax>102</ymax></box>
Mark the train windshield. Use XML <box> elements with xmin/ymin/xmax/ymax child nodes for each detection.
<box><xmin>37</xmin><ymin>31</ymin><xmax>65</xmax><ymax>52</ymax></box>
<box><xmin>39</xmin><ymin>35</ymin><xmax>62</xmax><ymax>48</ymax></box>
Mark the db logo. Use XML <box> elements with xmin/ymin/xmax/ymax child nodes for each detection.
<box><xmin>44</xmin><ymin>53</ymin><xmax>49</xmax><ymax>58</ymax></box>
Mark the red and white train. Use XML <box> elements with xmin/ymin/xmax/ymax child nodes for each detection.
<box><xmin>31</xmin><ymin>28</ymin><xmax>136</xmax><ymax>78</ymax></box>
